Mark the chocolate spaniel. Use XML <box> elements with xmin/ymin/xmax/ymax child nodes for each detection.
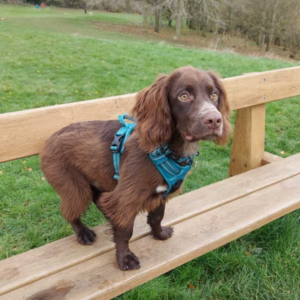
<box><xmin>40</xmin><ymin>66</ymin><xmax>231</xmax><ymax>270</ymax></box>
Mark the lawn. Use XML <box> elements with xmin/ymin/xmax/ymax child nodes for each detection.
<box><xmin>1</xmin><ymin>4</ymin><xmax>300</xmax><ymax>300</ymax></box>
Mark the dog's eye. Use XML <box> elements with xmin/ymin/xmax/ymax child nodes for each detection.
<box><xmin>210</xmin><ymin>92</ymin><xmax>218</xmax><ymax>101</ymax></box>
<box><xmin>179</xmin><ymin>93</ymin><xmax>189</xmax><ymax>101</ymax></box>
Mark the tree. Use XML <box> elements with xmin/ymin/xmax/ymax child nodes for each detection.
<box><xmin>174</xmin><ymin>0</ymin><xmax>185</xmax><ymax>39</ymax></box>
<box><xmin>143</xmin><ymin>0</ymin><xmax>148</xmax><ymax>28</ymax></box>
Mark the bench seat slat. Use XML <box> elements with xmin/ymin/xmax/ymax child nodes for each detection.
<box><xmin>1</xmin><ymin>154</ymin><xmax>300</xmax><ymax>297</ymax></box>
<box><xmin>2</xmin><ymin>173</ymin><xmax>300</xmax><ymax>300</ymax></box>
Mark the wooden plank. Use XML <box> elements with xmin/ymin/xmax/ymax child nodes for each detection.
<box><xmin>0</xmin><ymin>94</ymin><xmax>136</xmax><ymax>163</ymax></box>
<box><xmin>229</xmin><ymin>104</ymin><xmax>266</xmax><ymax>176</ymax></box>
<box><xmin>1</xmin><ymin>67</ymin><xmax>300</xmax><ymax>163</ymax></box>
<box><xmin>2</xmin><ymin>173</ymin><xmax>300</xmax><ymax>300</ymax></box>
<box><xmin>262</xmin><ymin>151</ymin><xmax>284</xmax><ymax>165</ymax></box>
<box><xmin>224</xmin><ymin>66</ymin><xmax>300</xmax><ymax>110</ymax></box>
<box><xmin>1</xmin><ymin>153</ymin><xmax>300</xmax><ymax>296</ymax></box>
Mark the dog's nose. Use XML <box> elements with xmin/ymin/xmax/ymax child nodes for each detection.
<box><xmin>203</xmin><ymin>112</ymin><xmax>222</xmax><ymax>129</ymax></box>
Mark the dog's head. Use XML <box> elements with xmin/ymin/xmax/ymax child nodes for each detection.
<box><xmin>131</xmin><ymin>66</ymin><xmax>232</xmax><ymax>152</ymax></box>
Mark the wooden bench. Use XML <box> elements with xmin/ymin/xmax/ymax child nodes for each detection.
<box><xmin>0</xmin><ymin>66</ymin><xmax>300</xmax><ymax>300</ymax></box>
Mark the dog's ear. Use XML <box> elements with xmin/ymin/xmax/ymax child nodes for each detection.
<box><xmin>131</xmin><ymin>74</ymin><xmax>174</xmax><ymax>153</ymax></box>
<box><xmin>207</xmin><ymin>71</ymin><xmax>232</xmax><ymax>146</ymax></box>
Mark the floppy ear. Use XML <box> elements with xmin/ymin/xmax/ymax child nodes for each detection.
<box><xmin>131</xmin><ymin>74</ymin><xmax>174</xmax><ymax>153</ymax></box>
<box><xmin>207</xmin><ymin>71</ymin><xmax>232</xmax><ymax>146</ymax></box>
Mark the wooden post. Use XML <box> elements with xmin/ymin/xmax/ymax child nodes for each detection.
<box><xmin>229</xmin><ymin>104</ymin><xmax>266</xmax><ymax>177</ymax></box>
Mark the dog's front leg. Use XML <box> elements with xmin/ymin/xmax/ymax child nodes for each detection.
<box><xmin>113</xmin><ymin>221</ymin><xmax>140</xmax><ymax>271</ymax></box>
<box><xmin>147</xmin><ymin>203</ymin><xmax>173</xmax><ymax>240</ymax></box>
<box><xmin>96</xmin><ymin>192</ymin><xmax>140</xmax><ymax>271</ymax></box>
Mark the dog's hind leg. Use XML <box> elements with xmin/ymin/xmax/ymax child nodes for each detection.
<box><xmin>71</xmin><ymin>218</ymin><xmax>96</xmax><ymax>245</ymax></box>
<box><xmin>43</xmin><ymin>162</ymin><xmax>97</xmax><ymax>245</ymax></box>
<box><xmin>59</xmin><ymin>169</ymin><xmax>98</xmax><ymax>245</ymax></box>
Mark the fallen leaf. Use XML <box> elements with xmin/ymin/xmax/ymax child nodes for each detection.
<box><xmin>188</xmin><ymin>283</ymin><xmax>195</xmax><ymax>290</ymax></box>
<box><xmin>24</xmin><ymin>166</ymin><xmax>28</xmax><ymax>171</ymax></box>
<box><xmin>245</xmin><ymin>251</ymin><xmax>251</xmax><ymax>256</ymax></box>
<box><xmin>28</xmin><ymin>168</ymin><xmax>32</xmax><ymax>172</ymax></box>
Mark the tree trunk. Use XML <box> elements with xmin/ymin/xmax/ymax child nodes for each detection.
<box><xmin>154</xmin><ymin>9</ymin><xmax>160</xmax><ymax>33</ymax></box>
<box><xmin>125</xmin><ymin>0</ymin><xmax>130</xmax><ymax>13</ymax></box>
<box><xmin>165</xmin><ymin>9</ymin><xmax>172</xmax><ymax>27</ymax></box>
<box><xmin>260</xmin><ymin>29</ymin><xmax>265</xmax><ymax>53</ymax></box>
<box><xmin>189</xmin><ymin>18</ymin><xmax>196</xmax><ymax>30</ymax></box>
<box><xmin>143</xmin><ymin>0</ymin><xmax>148</xmax><ymax>28</ymax></box>
<box><xmin>196</xmin><ymin>20</ymin><xmax>200</xmax><ymax>34</ymax></box>
<box><xmin>267</xmin><ymin>0</ymin><xmax>280</xmax><ymax>52</ymax></box>
<box><xmin>175</xmin><ymin>16</ymin><xmax>181</xmax><ymax>39</ymax></box>
<box><xmin>265</xmin><ymin>34</ymin><xmax>270</xmax><ymax>52</ymax></box>
<box><xmin>201</xmin><ymin>17</ymin><xmax>208</xmax><ymax>37</ymax></box>
<box><xmin>174</xmin><ymin>0</ymin><xmax>184</xmax><ymax>40</ymax></box>
<box><xmin>159</xmin><ymin>10</ymin><xmax>162</xmax><ymax>27</ymax></box>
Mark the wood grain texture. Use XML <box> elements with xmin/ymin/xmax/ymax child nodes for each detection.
<box><xmin>1</xmin><ymin>153</ymin><xmax>300</xmax><ymax>297</ymax></box>
<box><xmin>224</xmin><ymin>66</ymin><xmax>300</xmax><ymax>110</ymax></box>
<box><xmin>262</xmin><ymin>151</ymin><xmax>284</xmax><ymax>165</ymax></box>
<box><xmin>1</xmin><ymin>66</ymin><xmax>300</xmax><ymax>163</ymax></box>
<box><xmin>0</xmin><ymin>94</ymin><xmax>136</xmax><ymax>163</ymax></box>
<box><xmin>2</xmin><ymin>173</ymin><xmax>300</xmax><ymax>300</ymax></box>
<box><xmin>229</xmin><ymin>104</ymin><xmax>266</xmax><ymax>176</ymax></box>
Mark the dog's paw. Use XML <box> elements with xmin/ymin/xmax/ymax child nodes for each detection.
<box><xmin>154</xmin><ymin>226</ymin><xmax>174</xmax><ymax>240</ymax></box>
<box><xmin>77</xmin><ymin>227</ymin><xmax>96</xmax><ymax>245</ymax></box>
<box><xmin>117</xmin><ymin>250</ymin><xmax>141</xmax><ymax>271</ymax></box>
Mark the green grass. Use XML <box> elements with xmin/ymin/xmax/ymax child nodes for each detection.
<box><xmin>0</xmin><ymin>4</ymin><xmax>300</xmax><ymax>299</ymax></box>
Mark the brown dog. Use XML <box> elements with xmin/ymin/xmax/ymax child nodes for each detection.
<box><xmin>40</xmin><ymin>66</ymin><xmax>231</xmax><ymax>270</ymax></box>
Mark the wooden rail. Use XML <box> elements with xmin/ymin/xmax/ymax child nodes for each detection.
<box><xmin>1</xmin><ymin>66</ymin><xmax>300</xmax><ymax>163</ymax></box>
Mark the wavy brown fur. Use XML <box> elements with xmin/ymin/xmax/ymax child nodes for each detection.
<box><xmin>40</xmin><ymin>66</ymin><xmax>231</xmax><ymax>270</ymax></box>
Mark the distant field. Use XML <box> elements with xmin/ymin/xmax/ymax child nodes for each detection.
<box><xmin>0</xmin><ymin>4</ymin><xmax>300</xmax><ymax>300</ymax></box>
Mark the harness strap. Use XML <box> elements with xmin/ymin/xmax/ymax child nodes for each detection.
<box><xmin>110</xmin><ymin>114</ymin><xmax>198</xmax><ymax>198</ymax></box>
<box><xmin>150</xmin><ymin>146</ymin><xmax>198</xmax><ymax>198</ymax></box>
<box><xmin>110</xmin><ymin>114</ymin><xmax>136</xmax><ymax>180</ymax></box>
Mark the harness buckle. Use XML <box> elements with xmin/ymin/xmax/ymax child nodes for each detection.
<box><xmin>110</xmin><ymin>133</ymin><xmax>125</xmax><ymax>153</ymax></box>
<box><xmin>169</xmin><ymin>179</ymin><xmax>183</xmax><ymax>194</ymax></box>
<box><xmin>164</xmin><ymin>149</ymin><xmax>181</xmax><ymax>162</ymax></box>
<box><xmin>165</xmin><ymin>149</ymin><xmax>194</xmax><ymax>166</ymax></box>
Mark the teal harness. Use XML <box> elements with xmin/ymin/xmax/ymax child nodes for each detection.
<box><xmin>110</xmin><ymin>114</ymin><xmax>198</xmax><ymax>198</ymax></box>
<box><xmin>110</xmin><ymin>114</ymin><xmax>137</xmax><ymax>180</ymax></box>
